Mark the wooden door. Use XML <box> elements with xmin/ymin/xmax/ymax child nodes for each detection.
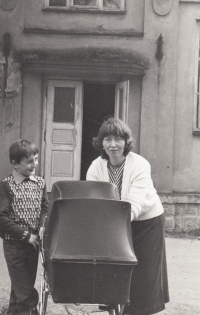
<box><xmin>115</xmin><ymin>80</ymin><xmax>129</xmax><ymax>123</ymax></box>
<box><xmin>45</xmin><ymin>80</ymin><xmax>83</xmax><ymax>191</ymax></box>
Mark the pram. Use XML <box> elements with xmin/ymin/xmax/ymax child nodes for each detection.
<box><xmin>39</xmin><ymin>181</ymin><xmax>137</xmax><ymax>315</ymax></box>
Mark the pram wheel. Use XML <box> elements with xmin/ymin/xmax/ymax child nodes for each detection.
<box><xmin>116</xmin><ymin>304</ymin><xmax>125</xmax><ymax>315</ymax></box>
<box><xmin>108</xmin><ymin>304</ymin><xmax>124</xmax><ymax>315</ymax></box>
<box><xmin>39</xmin><ymin>270</ymin><xmax>49</xmax><ymax>315</ymax></box>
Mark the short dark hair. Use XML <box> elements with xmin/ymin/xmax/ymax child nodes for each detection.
<box><xmin>93</xmin><ymin>117</ymin><xmax>136</xmax><ymax>160</ymax></box>
<box><xmin>9</xmin><ymin>139</ymin><xmax>39</xmax><ymax>164</ymax></box>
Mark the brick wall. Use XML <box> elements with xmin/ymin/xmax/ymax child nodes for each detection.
<box><xmin>160</xmin><ymin>194</ymin><xmax>200</xmax><ymax>232</ymax></box>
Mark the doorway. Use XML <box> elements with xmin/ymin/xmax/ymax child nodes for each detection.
<box><xmin>80</xmin><ymin>82</ymin><xmax>115</xmax><ymax>179</ymax></box>
<box><xmin>44</xmin><ymin>79</ymin><xmax>130</xmax><ymax>191</ymax></box>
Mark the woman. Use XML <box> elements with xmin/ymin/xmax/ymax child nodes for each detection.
<box><xmin>86</xmin><ymin>117</ymin><xmax>169</xmax><ymax>315</ymax></box>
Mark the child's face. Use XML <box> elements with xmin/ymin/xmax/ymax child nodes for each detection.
<box><xmin>13</xmin><ymin>154</ymin><xmax>39</xmax><ymax>177</ymax></box>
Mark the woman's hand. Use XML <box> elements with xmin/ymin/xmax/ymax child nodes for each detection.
<box><xmin>131</xmin><ymin>211</ymin><xmax>134</xmax><ymax>221</ymax></box>
<box><xmin>28</xmin><ymin>234</ymin><xmax>39</xmax><ymax>250</ymax></box>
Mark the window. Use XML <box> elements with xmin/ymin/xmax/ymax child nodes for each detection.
<box><xmin>53</xmin><ymin>87</ymin><xmax>75</xmax><ymax>123</ymax></box>
<box><xmin>196</xmin><ymin>60</ymin><xmax>200</xmax><ymax>129</ymax></box>
<box><xmin>193</xmin><ymin>23</ymin><xmax>200</xmax><ymax>134</ymax></box>
<box><xmin>45</xmin><ymin>0</ymin><xmax>125</xmax><ymax>11</ymax></box>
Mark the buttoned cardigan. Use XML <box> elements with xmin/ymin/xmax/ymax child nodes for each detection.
<box><xmin>86</xmin><ymin>152</ymin><xmax>164</xmax><ymax>220</ymax></box>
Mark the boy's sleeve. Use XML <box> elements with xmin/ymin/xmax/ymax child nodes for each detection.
<box><xmin>0</xmin><ymin>181</ymin><xmax>25</xmax><ymax>238</ymax></box>
<box><xmin>39</xmin><ymin>184</ymin><xmax>49</xmax><ymax>227</ymax></box>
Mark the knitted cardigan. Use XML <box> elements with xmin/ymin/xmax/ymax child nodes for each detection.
<box><xmin>86</xmin><ymin>152</ymin><xmax>164</xmax><ymax>221</ymax></box>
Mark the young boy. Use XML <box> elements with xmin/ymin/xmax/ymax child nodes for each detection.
<box><xmin>0</xmin><ymin>140</ymin><xmax>49</xmax><ymax>315</ymax></box>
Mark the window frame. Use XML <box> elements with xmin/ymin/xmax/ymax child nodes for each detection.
<box><xmin>115</xmin><ymin>80</ymin><xmax>129</xmax><ymax>123</ymax></box>
<box><xmin>44</xmin><ymin>0</ymin><xmax>126</xmax><ymax>12</ymax></box>
<box><xmin>193</xmin><ymin>22</ymin><xmax>200</xmax><ymax>135</ymax></box>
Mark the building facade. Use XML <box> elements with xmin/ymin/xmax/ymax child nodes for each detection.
<box><xmin>0</xmin><ymin>0</ymin><xmax>200</xmax><ymax>232</ymax></box>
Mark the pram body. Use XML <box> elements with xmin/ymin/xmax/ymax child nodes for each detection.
<box><xmin>40</xmin><ymin>181</ymin><xmax>137</xmax><ymax>315</ymax></box>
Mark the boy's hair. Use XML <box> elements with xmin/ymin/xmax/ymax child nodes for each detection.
<box><xmin>93</xmin><ymin>116</ymin><xmax>136</xmax><ymax>160</ymax></box>
<box><xmin>9</xmin><ymin>139</ymin><xmax>39</xmax><ymax>164</ymax></box>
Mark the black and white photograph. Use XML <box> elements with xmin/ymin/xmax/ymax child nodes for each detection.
<box><xmin>0</xmin><ymin>1</ymin><xmax>200</xmax><ymax>315</ymax></box>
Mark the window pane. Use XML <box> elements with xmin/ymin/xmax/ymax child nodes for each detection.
<box><xmin>73</xmin><ymin>0</ymin><xmax>96</xmax><ymax>5</ymax></box>
<box><xmin>197</xmin><ymin>61</ymin><xmax>200</xmax><ymax>128</ymax></box>
<box><xmin>53</xmin><ymin>87</ymin><xmax>75</xmax><ymax>123</ymax></box>
<box><xmin>49</xmin><ymin>0</ymin><xmax>66</xmax><ymax>6</ymax></box>
<box><xmin>103</xmin><ymin>0</ymin><xmax>121</xmax><ymax>9</ymax></box>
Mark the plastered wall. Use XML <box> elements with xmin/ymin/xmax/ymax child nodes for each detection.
<box><xmin>1</xmin><ymin>0</ymin><xmax>200</xmax><ymax>232</ymax></box>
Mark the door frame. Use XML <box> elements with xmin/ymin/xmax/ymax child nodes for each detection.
<box><xmin>41</xmin><ymin>76</ymin><xmax>130</xmax><ymax>190</ymax></box>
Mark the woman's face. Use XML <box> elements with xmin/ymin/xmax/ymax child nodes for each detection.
<box><xmin>102</xmin><ymin>135</ymin><xmax>126</xmax><ymax>159</ymax></box>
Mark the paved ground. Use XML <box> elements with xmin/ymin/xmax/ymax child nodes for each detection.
<box><xmin>0</xmin><ymin>237</ymin><xmax>200</xmax><ymax>315</ymax></box>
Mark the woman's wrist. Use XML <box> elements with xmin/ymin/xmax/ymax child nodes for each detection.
<box><xmin>21</xmin><ymin>230</ymin><xmax>31</xmax><ymax>242</ymax></box>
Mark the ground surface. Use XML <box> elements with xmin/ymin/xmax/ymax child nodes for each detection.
<box><xmin>0</xmin><ymin>237</ymin><xmax>200</xmax><ymax>315</ymax></box>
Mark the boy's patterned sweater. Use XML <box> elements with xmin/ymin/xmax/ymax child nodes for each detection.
<box><xmin>0</xmin><ymin>171</ymin><xmax>48</xmax><ymax>241</ymax></box>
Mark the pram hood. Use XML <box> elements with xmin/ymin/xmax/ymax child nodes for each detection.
<box><xmin>44</xmin><ymin>198</ymin><xmax>137</xmax><ymax>265</ymax></box>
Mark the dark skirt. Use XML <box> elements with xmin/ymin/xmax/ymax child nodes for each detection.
<box><xmin>124</xmin><ymin>213</ymin><xmax>169</xmax><ymax>315</ymax></box>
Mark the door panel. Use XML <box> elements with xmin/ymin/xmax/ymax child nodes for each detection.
<box><xmin>115</xmin><ymin>80</ymin><xmax>129</xmax><ymax>122</ymax></box>
<box><xmin>45</xmin><ymin>80</ymin><xmax>83</xmax><ymax>191</ymax></box>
